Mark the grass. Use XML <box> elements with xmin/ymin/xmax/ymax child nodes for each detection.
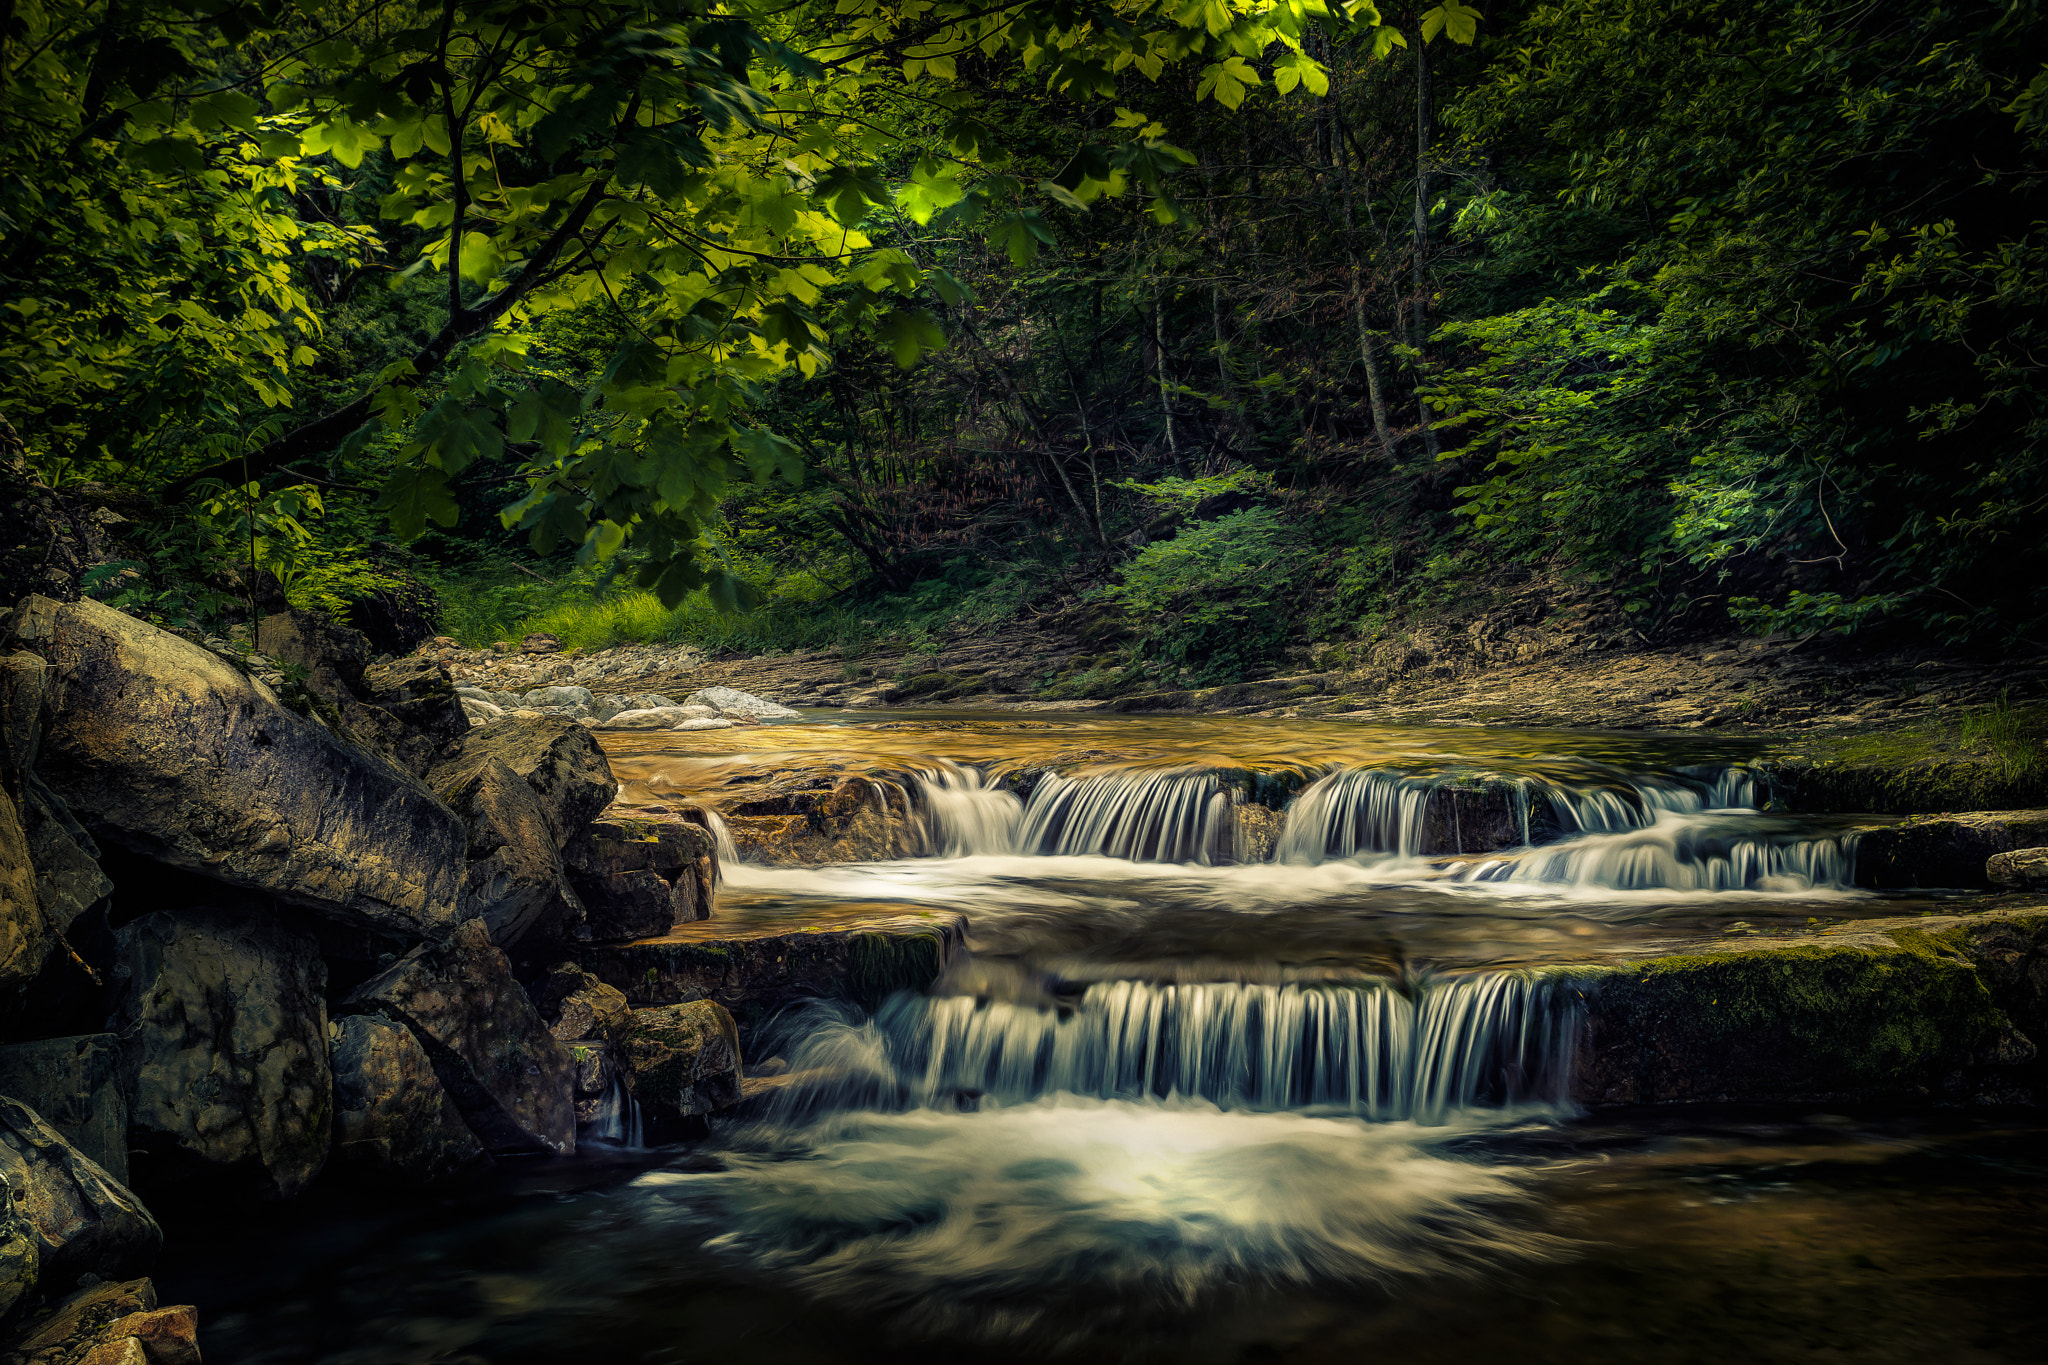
<box><xmin>1959</xmin><ymin>689</ymin><xmax>2047</xmax><ymax>782</ymax></box>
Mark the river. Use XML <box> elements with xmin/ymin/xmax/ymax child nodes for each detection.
<box><xmin>163</xmin><ymin>711</ymin><xmax>2048</xmax><ymax>1362</ymax></box>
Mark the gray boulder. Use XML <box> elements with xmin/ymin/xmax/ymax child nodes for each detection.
<box><xmin>354</xmin><ymin>656</ymin><xmax>470</xmax><ymax>776</ymax></box>
<box><xmin>109</xmin><ymin>907</ymin><xmax>332</xmax><ymax>1200</ymax></box>
<box><xmin>427</xmin><ymin>715</ymin><xmax>615</xmax><ymax>845</ymax></box>
<box><xmin>563</xmin><ymin>817</ymin><xmax>717</xmax><ymax>940</ymax></box>
<box><xmin>1988</xmin><ymin>846</ymin><xmax>2048</xmax><ymax>891</ymax></box>
<box><xmin>344</xmin><ymin>919</ymin><xmax>575</xmax><ymax>1157</ymax></box>
<box><xmin>520</xmin><ymin>685</ymin><xmax>594</xmax><ymax>712</ymax></box>
<box><xmin>673</xmin><ymin>717</ymin><xmax>734</xmax><ymax>731</ymax></box>
<box><xmin>1856</xmin><ymin>810</ymin><xmax>2048</xmax><ymax>888</ymax></box>
<box><xmin>0</xmin><ymin>1095</ymin><xmax>159</xmax><ymax>1284</ymax></box>
<box><xmin>591</xmin><ymin>705</ymin><xmax>715</xmax><ymax>731</ymax></box>
<box><xmin>8</xmin><ymin>596</ymin><xmax>468</xmax><ymax>940</ymax></box>
<box><xmin>439</xmin><ymin>759</ymin><xmax>583</xmax><ymax>950</ymax></box>
<box><xmin>329</xmin><ymin>1014</ymin><xmax>486</xmax><ymax>1182</ymax></box>
<box><xmin>619</xmin><ymin>693</ymin><xmax>678</xmax><ymax>711</ymax></box>
<box><xmin>684</xmin><ymin>686</ymin><xmax>800</xmax><ymax>720</ymax></box>
<box><xmin>0</xmin><ymin>1035</ymin><xmax>128</xmax><ymax>1182</ymax></box>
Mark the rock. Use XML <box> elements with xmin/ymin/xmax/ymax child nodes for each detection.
<box><xmin>520</xmin><ymin>685</ymin><xmax>593</xmax><ymax>711</ymax></box>
<box><xmin>1234</xmin><ymin>803</ymin><xmax>1282</xmax><ymax>863</ymax></box>
<box><xmin>343</xmin><ymin>919</ymin><xmax>575</xmax><ymax>1157</ymax></box>
<box><xmin>6</xmin><ymin>1277</ymin><xmax>157</xmax><ymax>1365</ymax></box>
<box><xmin>562</xmin><ymin>818</ymin><xmax>717</xmax><ymax>939</ymax></box>
<box><xmin>253</xmin><ymin>608</ymin><xmax>369</xmax><ymax>698</ymax></box>
<box><xmin>0</xmin><ymin>1172</ymin><xmax>37</xmax><ymax>1323</ymax></box>
<box><xmin>101</xmin><ymin>1305</ymin><xmax>198</xmax><ymax>1365</ymax></box>
<box><xmin>0</xmin><ymin>1096</ymin><xmax>161</xmax><ymax>1301</ymax></box>
<box><xmin>521</xmin><ymin>634</ymin><xmax>562</xmax><ymax>655</ymax></box>
<box><xmin>0</xmin><ymin>652</ymin><xmax>52</xmax><ymax>783</ymax></box>
<box><xmin>354</xmin><ymin>656</ymin><xmax>470</xmax><ymax>775</ymax></box>
<box><xmin>109</xmin><ymin>907</ymin><xmax>332</xmax><ymax>1200</ymax></box>
<box><xmin>621</xmin><ymin>1001</ymin><xmax>741</xmax><ymax>1135</ymax></box>
<box><xmin>328</xmin><ymin>1014</ymin><xmax>485</xmax><ymax>1182</ymax></box>
<box><xmin>1988</xmin><ymin>847</ymin><xmax>2048</xmax><ymax>891</ymax></box>
<box><xmin>0</xmin><ymin>785</ymin><xmax>53</xmax><ymax>999</ymax></box>
<box><xmin>459</xmin><ymin>697</ymin><xmax>504</xmax><ymax>726</ymax></box>
<box><xmin>532</xmin><ymin>964</ymin><xmax>633</xmax><ymax>1047</ymax></box>
<box><xmin>19</xmin><ymin>776</ymin><xmax>111</xmax><ymax>936</ymax></box>
<box><xmin>0</xmin><ymin>1096</ymin><xmax>160</xmax><ymax>1285</ymax></box>
<box><xmin>1855</xmin><ymin>810</ymin><xmax>2048</xmax><ymax>888</ymax></box>
<box><xmin>592</xmin><ymin>706</ymin><xmax>715</xmax><ymax>731</ymax></box>
<box><xmin>427</xmin><ymin>716</ymin><xmax>615</xmax><ymax>845</ymax></box>
<box><xmin>8</xmin><ymin>597</ymin><xmax>469</xmax><ymax>940</ymax></box>
<box><xmin>78</xmin><ymin>1337</ymin><xmax>146</xmax><ymax>1365</ymax></box>
<box><xmin>0</xmin><ymin>1036</ymin><xmax>128</xmax><ymax>1182</ymax></box>
<box><xmin>618</xmin><ymin>693</ymin><xmax>678</xmax><ymax>711</ymax></box>
<box><xmin>683</xmin><ymin>686</ymin><xmax>801</xmax><ymax>720</ymax></box>
<box><xmin>438</xmin><ymin>760</ymin><xmax>583</xmax><ymax>951</ymax></box>
<box><xmin>672</xmin><ymin>717</ymin><xmax>734</xmax><ymax>731</ymax></box>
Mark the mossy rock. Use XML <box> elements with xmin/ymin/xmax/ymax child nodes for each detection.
<box><xmin>1560</xmin><ymin>928</ymin><xmax>2015</xmax><ymax>1104</ymax></box>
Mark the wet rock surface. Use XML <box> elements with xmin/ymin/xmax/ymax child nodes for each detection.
<box><xmin>620</xmin><ymin>1000</ymin><xmax>741</xmax><ymax>1136</ymax></box>
<box><xmin>343</xmin><ymin>919</ymin><xmax>575</xmax><ymax>1158</ymax></box>
<box><xmin>0</xmin><ymin>1038</ymin><xmax>127</xmax><ymax>1183</ymax></box>
<box><xmin>1989</xmin><ymin>847</ymin><xmax>2048</xmax><ymax>891</ymax></box>
<box><xmin>437</xmin><ymin>759</ymin><xmax>583</xmax><ymax>952</ymax></box>
<box><xmin>1854</xmin><ymin>810</ymin><xmax>2048</xmax><ymax>888</ymax></box>
<box><xmin>328</xmin><ymin>1014</ymin><xmax>484</xmax><ymax>1183</ymax></box>
<box><xmin>8</xmin><ymin>597</ymin><xmax>469</xmax><ymax>940</ymax></box>
<box><xmin>0</xmin><ymin>1097</ymin><xmax>159</xmax><ymax>1285</ymax></box>
<box><xmin>109</xmin><ymin>907</ymin><xmax>332</xmax><ymax>1201</ymax></box>
<box><xmin>562</xmin><ymin>816</ymin><xmax>716</xmax><ymax>939</ymax></box>
<box><xmin>426</xmin><ymin>716</ymin><xmax>615</xmax><ymax>845</ymax></box>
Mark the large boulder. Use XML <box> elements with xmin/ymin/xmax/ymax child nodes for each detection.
<box><xmin>621</xmin><ymin>1001</ymin><xmax>741</xmax><ymax>1138</ymax></box>
<box><xmin>8</xmin><ymin>597</ymin><xmax>468</xmax><ymax>940</ymax></box>
<box><xmin>0</xmin><ymin>1171</ymin><xmax>34</xmax><ymax>1324</ymax></box>
<box><xmin>0</xmin><ymin>1036</ymin><xmax>128</xmax><ymax>1183</ymax></box>
<box><xmin>427</xmin><ymin>716</ymin><xmax>615</xmax><ymax>845</ymax></box>
<box><xmin>439</xmin><ymin>760</ymin><xmax>583</xmax><ymax>951</ymax></box>
<box><xmin>109</xmin><ymin>907</ymin><xmax>332</xmax><ymax>1200</ymax></box>
<box><xmin>0</xmin><ymin>651</ymin><xmax>52</xmax><ymax>784</ymax></box>
<box><xmin>531</xmin><ymin>964</ymin><xmax>635</xmax><ymax>1132</ymax></box>
<box><xmin>353</xmin><ymin>656</ymin><xmax>470</xmax><ymax>776</ymax></box>
<box><xmin>343</xmin><ymin>919</ymin><xmax>575</xmax><ymax>1157</ymax></box>
<box><xmin>3</xmin><ymin>1278</ymin><xmax>179</xmax><ymax>1365</ymax></box>
<box><xmin>0</xmin><ymin>1096</ymin><xmax>159</xmax><ymax>1284</ymax></box>
<box><xmin>328</xmin><ymin>1014</ymin><xmax>485</xmax><ymax>1182</ymax></box>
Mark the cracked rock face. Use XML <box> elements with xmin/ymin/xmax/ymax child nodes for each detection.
<box><xmin>0</xmin><ymin>1094</ymin><xmax>160</xmax><ymax>1284</ymax></box>
<box><xmin>328</xmin><ymin>1014</ymin><xmax>485</xmax><ymax>1182</ymax></box>
<box><xmin>344</xmin><ymin>919</ymin><xmax>576</xmax><ymax>1158</ymax></box>
<box><xmin>427</xmin><ymin>715</ymin><xmax>616</xmax><ymax>845</ymax></box>
<box><xmin>7</xmin><ymin>596</ymin><xmax>469</xmax><ymax>940</ymax></box>
<box><xmin>109</xmin><ymin>906</ymin><xmax>333</xmax><ymax>1200</ymax></box>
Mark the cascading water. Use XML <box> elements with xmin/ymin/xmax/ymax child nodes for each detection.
<box><xmin>1014</xmin><ymin>768</ymin><xmax>1237</xmax><ymax>863</ymax></box>
<box><xmin>912</xmin><ymin>763</ymin><xmax>1023</xmax><ymax>855</ymax></box>
<box><xmin>874</xmin><ymin>974</ymin><xmax>1573</xmax><ymax>1123</ymax></box>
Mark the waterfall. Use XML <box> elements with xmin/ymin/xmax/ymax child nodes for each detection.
<box><xmin>700</xmin><ymin>807</ymin><xmax>740</xmax><ymax>865</ymax></box>
<box><xmin>869</xmin><ymin>975</ymin><xmax>1573</xmax><ymax>1124</ymax></box>
<box><xmin>1015</xmin><ymin>769</ymin><xmax>1236</xmax><ymax>864</ymax></box>
<box><xmin>913</xmin><ymin>764</ymin><xmax>1023</xmax><ymax>856</ymax></box>
<box><xmin>1457</xmin><ymin>813</ymin><xmax>1857</xmax><ymax>891</ymax></box>
<box><xmin>587</xmin><ymin>1075</ymin><xmax>646</xmax><ymax>1147</ymax></box>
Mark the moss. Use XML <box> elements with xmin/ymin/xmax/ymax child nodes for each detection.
<box><xmin>846</xmin><ymin>929</ymin><xmax>944</xmax><ymax>1009</ymax></box>
<box><xmin>1558</xmin><ymin>934</ymin><xmax>2009</xmax><ymax>1096</ymax></box>
<box><xmin>1763</xmin><ymin>704</ymin><xmax>2048</xmax><ymax>812</ymax></box>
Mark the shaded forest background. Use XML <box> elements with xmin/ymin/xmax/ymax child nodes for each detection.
<box><xmin>5</xmin><ymin>0</ymin><xmax>2044</xmax><ymax>690</ymax></box>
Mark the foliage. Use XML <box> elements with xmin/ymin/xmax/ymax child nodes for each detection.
<box><xmin>1101</xmin><ymin>505</ymin><xmax>1313</xmax><ymax>681</ymax></box>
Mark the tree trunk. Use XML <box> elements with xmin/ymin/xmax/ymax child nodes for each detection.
<box><xmin>1152</xmin><ymin>288</ymin><xmax>1183</xmax><ymax>474</ymax></box>
<box><xmin>1331</xmin><ymin>81</ymin><xmax>1396</xmax><ymax>459</ymax></box>
<box><xmin>1412</xmin><ymin>30</ymin><xmax>1440</xmax><ymax>457</ymax></box>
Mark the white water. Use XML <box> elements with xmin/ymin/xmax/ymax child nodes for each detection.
<box><xmin>913</xmin><ymin>762</ymin><xmax>1023</xmax><ymax>856</ymax></box>
<box><xmin>1016</xmin><ymin>768</ymin><xmax>1237</xmax><ymax>863</ymax></box>
<box><xmin>585</xmin><ymin>1075</ymin><xmax>646</xmax><ymax>1148</ymax></box>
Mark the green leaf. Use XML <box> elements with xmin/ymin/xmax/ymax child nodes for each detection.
<box><xmin>374</xmin><ymin>467</ymin><xmax>459</xmax><ymax>540</ymax></box>
<box><xmin>1419</xmin><ymin>2</ymin><xmax>1482</xmax><ymax>44</ymax></box>
<box><xmin>990</xmin><ymin>210</ymin><xmax>1057</xmax><ymax>267</ymax></box>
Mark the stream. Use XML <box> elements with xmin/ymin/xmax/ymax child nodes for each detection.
<box><xmin>167</xmin><ymin>712</ymin><xmax>2048</xmax><ymax>1362</ymax></box>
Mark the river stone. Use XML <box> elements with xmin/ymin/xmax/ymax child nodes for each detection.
<box><xmin>0</xmin><ymin>1095</ymin><xmax>160</xmax><ymax>1284</ymax></box>
<box><xmin>109</xmin><ymin>906</ymin><xmax>332</xmax><ymax>1200</ymax></box>
<box><xmin>521</xmin><ymin>685</ymin><xmax>593</xmax><ymax>711</ymax></box>
<box><xmin>0</xmin><ymin>1036</ymin><xmax>128</xmax><ymax>1182</ymax></box>
<box><xmin>439</xmin><ymin>759</ymin><xmax>583</xmax><ymax>951</ymax></box>
<box><xmin>532</xmin><ymin>963</ymin><xmax>633</xmax><ymax>1047</ymax></box>
<box><xmin>683</xmin><ymin>686</ymin><xmax>800</xmax><ymax>720</ymax></box>
<box><xmin>328</xmin><ymin>1014</ymin><xmax>485</xmax><ymax>1182</ymax></box>
<box><xmin>21</xmin><ymin>775</ymin><xmax>111</xmax><ymax>936</ymax></box>
<box><xmin>1987</xmin><ymin>847</ymin><xmax>2048</xmax><ymax>891</ymax></box>
<box><xmin>101</xmin><ymin>1305</ymin><xmax>200</xmax><ymax>1365</ymax></box>
<box><xmin>461</xmin><ymin>696</ymin><xmax>505</xmax><ymax>726</ymax></box>
<box><xmin>621</xmin><ymin>1001</ymin><xmax>741</xmax><ymax>1135</ymax></box>
<box><xmin>1856</xmin><ymin>810</ymin><xmax>2048</xmax><ymax>888</ymax></box>
<box><xmin>427</xmin><ymin>715</ymin><xmax>616</xmax><ymax>845</ymax></box>
<box><xmin>593</xmin><ymin>706</ymin><xmax>715</xmax><ymax>730</ymax></box>
<box><xmin>344</xmin><ymin>918</ymin><xmax>576</xmax><ymax>1157</ymax></box>
<box><xmin>6</xmin><ymin>596</ymin><xmax>469</xmax><ymax>940</ymax></box>
<box><xmin>0</xmin><ymin>784</ymin><xmax>53</xmax><ymax>998</ymax></box>
<box><xmin>673</xmin><ymin>717</ymin><xmax>734</xmax><ymax>731</ymax></box>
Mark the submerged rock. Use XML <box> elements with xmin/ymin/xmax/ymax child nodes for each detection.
<box><xmin>328</xmin><ymin>1014</ymin><xmax>485</xmax><ymax>1182</ymax></box>
<box><xmin>0</xmin><ymin>1096</ymin><xmax>159</xmax><ymax>1285</ymax></box>
<box><xmin>343</xmin><ymin>919</ymin><xmax>575</xmax><ymax>1157</ymax></box>
<box><xmin>109</xmin><ymin>907</ymin><xmax>332</xmax><ymax>1200</ymax></box>
<box><xmin>1987</xmin><ymin>847</ymin><xmax>2048</xmax><ymax>891</ymax></box>
<box><xmin>0</xmin><ymin>1036</ymin><xmax>128</xmax><ymax>1183</ymax></box>
<box><xmin>621</xmin><ymin>1001</ymin><xmax>741</xmax><ymax>1136</ymax></box>
<box><xmin>8</xmin><ymin>596</ymin><xmax>468</xmax><ymax>940</ymax></box>
<box><xmin>427</xmin><ymin>715</ymin><xmax>615</xmax><ymax>845</ymax></box>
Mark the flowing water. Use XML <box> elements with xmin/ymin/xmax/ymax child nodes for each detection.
<box><xmin>170</xmin><ymin>712</ymin><xmax>2046</xmax><ymax>1362</ymax></box>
